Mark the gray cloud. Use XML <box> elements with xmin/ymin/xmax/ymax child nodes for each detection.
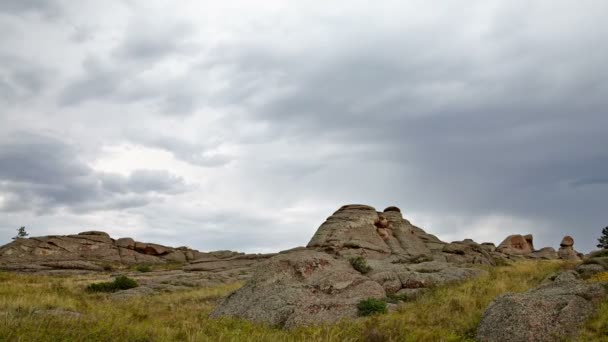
<box><xmin>1</xmin><ymin>1</ymin><xmax>608</xmax><ymax>252</ymax></box>
<box><xmin>0</xmin><ymin>0</ymin><xmax>61</xmax><ymax>16</ymax></box>
<box><xmin>0</xmin><ymin>55</ymin><xmax>53</xmax><ymax>104</ymax></box>
<box><xmin>0</xmin><ymin>133</ymin><xmax>187</xmax><ymax>213</ymax></box>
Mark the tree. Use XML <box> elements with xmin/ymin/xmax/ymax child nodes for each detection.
<box><xmin>598</xmin><ymin>226</ymin><xmax>608</xmax><ymax>249</ymax></box>
<box><xmin>12</xmin><ymin>226</ymin><xmax>28</xmax><ymax>240</ymax></box>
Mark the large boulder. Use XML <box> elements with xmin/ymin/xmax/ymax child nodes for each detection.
<box><xmin>496</xmin><ymin>234</ymin><xmax>534</xmax><ymax>255</ymax></box>
<box><xmin>307</xmin><ymin>205</ymin><xmax>432</xmax><ymax>258</ymax></box>
<box><xmin>210</xmin><ymin>250</ymin><xmax>386</xmax><ymax>328</ymax></box>
<box><xmin>557</xmin><ymin>236</ymin><xmax>582</xmax><ymax>261</ymax></box>
<box><xmin>476</xmin><ymin>271</ymin><xmax>606</xmax><ymax>342</ymax></box>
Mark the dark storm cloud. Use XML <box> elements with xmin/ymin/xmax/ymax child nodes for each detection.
<box><xmin>0</xmin><ymin>0</ymin><xmax>61</xmax><ymax>16</ymax></box>
<box><xmin>0</xmin><ymin>133</ymin><xmax>187</xmax><ymax>213</ymax></box>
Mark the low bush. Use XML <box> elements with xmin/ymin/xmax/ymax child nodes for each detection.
<box><xmin>357</xmin><ymin>298</ymin><xmax>387</xmax><ymax>316</ymax></box>
<box><xmin>349</xmin><ymin>256</ymin><xmax>372</xmax><ymax>274</ymax></box>
<box><xmin>86</xmin><ymin>276</ymin><xmax>139</xmax><ymax>293</ymax></box>
<box><xmin>136</xmin><ymin>265</ymin><xmax>152</xmax><ymax>273</ymax></box>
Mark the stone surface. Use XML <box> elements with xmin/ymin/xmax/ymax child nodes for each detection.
<box><xmin>557</xmin><ymin>236</ymin><xmax>581</xmax><ymax>261</ymax></box>
<box><xmin>116</xmin><ymin>238</ymin><xmax>135</xmax><ymax>249</ymax></box>
<box><xmin>0</xmin><ymin>231</ymin><xmax>205</xmax><ymax>270</ymax></box>
<box><xmin>210</xmin><ymin>250</ymin><xmax>386</xmax><ymax>328</ymax></box>
<box><xmin>496</xmin><ymin>234</ymin><xmax>534</xmax><ymax>255</ymax></box>
<box><xmin>477</xmin><ymin>271</ymin><xmax>606</xmax><ymax>342</ymax></box>
<box><xmin>531</xmin><ymin>247</ymin><xmax>558</xmax><ymax>260</ymax></box>
<box><xmin>560</xmin><ymin>236</ymin><xmax>574</xmax><ymax>247</ymax></box>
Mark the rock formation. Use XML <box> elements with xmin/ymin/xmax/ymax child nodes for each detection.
<box><xmin>496</xmin><ymin>234</ymin><xmax>534</xmax><ymax>255</ymax></box>
<box><xmin>557</xmin><ymin>235</ymin><xmax>582</xmax><ymax>261</ymax></box>
<box><xmin>211</xmin><ymin>204</ymin><xmax>491</xmax><ymax>327</ymax></box>
<box><xmin>306</xmin><ymin>205</ymin><xmax>499</xmax><ymax>265</ymax></box>
<box><xmin>210</xmin><ymin>249</ymin><xmax>386</xmax><ymax>328</ymax></box>
<box><xmin>495</xmin><ymin>234</ymin><xmax>582</xmax><ymax>261</ymax></box>
<box><xmin>477</xmin><ymin>271</ymin><xmax>606</xmax><ymax>341</ymax></box>
<box><xmin>0</xmin><ymin>231</ymin><xmax>275</xmax><ymax>277</ymax></box>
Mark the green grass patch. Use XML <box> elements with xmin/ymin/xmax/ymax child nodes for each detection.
<box><xmin>357</xmin><ymin>298</ymin><xmax>388</xmax><ymax>316</ymax></box>
<box><xmin>0</xmin><ymin>260</ymin><xmax>571</xmax><ymax>342</ymax></box>
<box><xmin>86</xmin><ymin>276</ymin><xmax>139</xmax><ymax>293</ymax></box>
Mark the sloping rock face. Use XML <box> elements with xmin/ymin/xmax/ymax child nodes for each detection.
<box><xmin>476</xmin><ymin>271</ymin><xmax>606</xmax><ymax>342</ymax></box>
<box><xmin>210</xmin><ymin>250</ymin><xmax>386</xmax><ymax>328</ymax></box>
<box><xmin>212</xmin><ymin>204</ymin><xmax>490</xmax><ymax>327</ymax></box>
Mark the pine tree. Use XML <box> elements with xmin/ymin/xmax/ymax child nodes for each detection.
<box><xmin>12</xmin><ymin>226</ymin><xmax>28</xmax><ymax>240</ymax></box>
<box><xmin>597</xmin><ymin>226</ymin><xmax>608</xmax><ymax>249</ymax></box>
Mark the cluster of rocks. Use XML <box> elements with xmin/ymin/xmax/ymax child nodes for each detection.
<box><xmin>493</xmin><ymin>234</ymin><xmax>583</xmax><ymax>261</ymax></box>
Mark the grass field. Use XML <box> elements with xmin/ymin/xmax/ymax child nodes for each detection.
<box><xmin>0</xmin><ymin>260</ymin><xmax>600</xmax><ymax>342</ymax></box>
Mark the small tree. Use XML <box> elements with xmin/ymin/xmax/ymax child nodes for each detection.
<box><xmin>12</xmin><ymin>226</ymin><xmax>28</xmax><ymax>240</ymax></box>
<box><xmin>598</xmin><ymin>227</ymin><xmax>608</xmax><ymax>249</ymax></box>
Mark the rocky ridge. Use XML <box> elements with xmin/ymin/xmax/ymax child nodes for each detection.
<box><xmin>0</xmin><ymin>231</ymin><xmax>275</xmax><ymax>282</ymax></box>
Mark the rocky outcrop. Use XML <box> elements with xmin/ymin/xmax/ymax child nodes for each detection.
<box><xmin>306</xmin><ymin>204</ymin><xmax>500</xmax><ymax>265</ymax></box>
<box><xmin>212</xmin><ymin>204</ymin><xmax>491</xmax><ymax>327</ymax></box>
<box><xmin>477</xmin><ymin>271</ymin><xmax>606</xmax><ymax>342</ymax></box>
<box><xmin>495</xmin><ymin>234</ymin><xmax>583</xmax><ymax>261</ymax></box>
<box><xmin>0</xmin><ymin>231</ymin><xmax>201</xmax><ymax>268</ymax></box>
<box><xmin>558</xmin><ymin>235</ymin><xmax>582</xmax><ymax>261</ymax></box>
<box><xmin>496</xmin><ymin>234</ymin><xmax>534</xmax><ymax>255</ymax></box>
<box><xmin>210</xmin><ymin>250</ymin><xmax>386</xmax><ymax>328</ymax></box>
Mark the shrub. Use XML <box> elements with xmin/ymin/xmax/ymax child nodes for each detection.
<box><xmin>357</xmin><ymin>298</ymin><xmax>387</xmax><ymax>316</ymax></box>
<box><xmin>86</xmin><ymin>276</ymin><xmax>139</xmax><ymax>293</ymax></box>
<box><xmin>113</xmin><ymin>276</ymin><xmax>138</xmax><ymax>290</ymax></box>
<box><xmin>349</xmin><ymin>256</ymin><xmax>372</xmax><ymax>274</ymax></box>
<box><xmin>589</xmin><ymin>250</ymin><xmax>608</xmax><ymax>258</ymax></box>
<box><xmin>136</xmin><ymin>265</ymin><xmax>152</xmax><ymax>273</ymax></box>
<box><xmin>102</xmin><ymin>264</ymin><xmax>114</xmax><ymax>272</ymax></box>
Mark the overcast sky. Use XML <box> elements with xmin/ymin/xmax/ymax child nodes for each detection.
<box><xmin>0</xmin><ymin>1</ymin><xmax>607</xmax><ymax>253</ymax></box>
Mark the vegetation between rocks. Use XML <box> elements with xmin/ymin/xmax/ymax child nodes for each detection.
<box><xmin>357</xmin><ymin>298</ymin><xmax>388</xmax><ymax>316</ymax></box>
<box><xmin>0</xmin><ymin>260</ymin><xmax>580</xmax><ymax>341</ymax></box>
<box><xmin>349</xmin><ymin>256</ymin><xmax>372</xmax><ymax>274</ymax></box>
<box><xmin>86</xmin><ymin>276</ymin><xmax>139</xmax><ymax>293</ymax></box>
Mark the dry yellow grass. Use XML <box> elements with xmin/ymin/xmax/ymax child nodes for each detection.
<box><xmin>0</xmin><ymin>261</ymin><xmax>576</xmax><ymax>341</ymax></box>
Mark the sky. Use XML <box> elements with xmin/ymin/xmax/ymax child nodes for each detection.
<box><xmin>0</xmin><ymin>0</ymin><xmax>607</xmax><ymax>253</ymax></box>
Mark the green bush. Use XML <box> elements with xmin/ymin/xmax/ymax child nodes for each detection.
<box><xmin>86</xmin><ymin>276</ymin><xmax>139</xmax><ymax>293</ymax></box>
<box><xmin>349</xmin><ymin>256</ymin><xmax>372</xmax><ymax>274</ymax></box>
<box><xmin>357</xmin><ymin>298</ymin><xmax>387</xmax><ymax>316</ymax></box>
<box><xmin>136</xmin><ymin>265</ymin><xmax>152</xmax><ymax>273</ymax></box>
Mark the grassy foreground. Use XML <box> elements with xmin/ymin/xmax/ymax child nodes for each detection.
<box><xmin>0</xmin><ymin>261</ymin><xmax>587</xmax><ymax>342</ymax></box>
